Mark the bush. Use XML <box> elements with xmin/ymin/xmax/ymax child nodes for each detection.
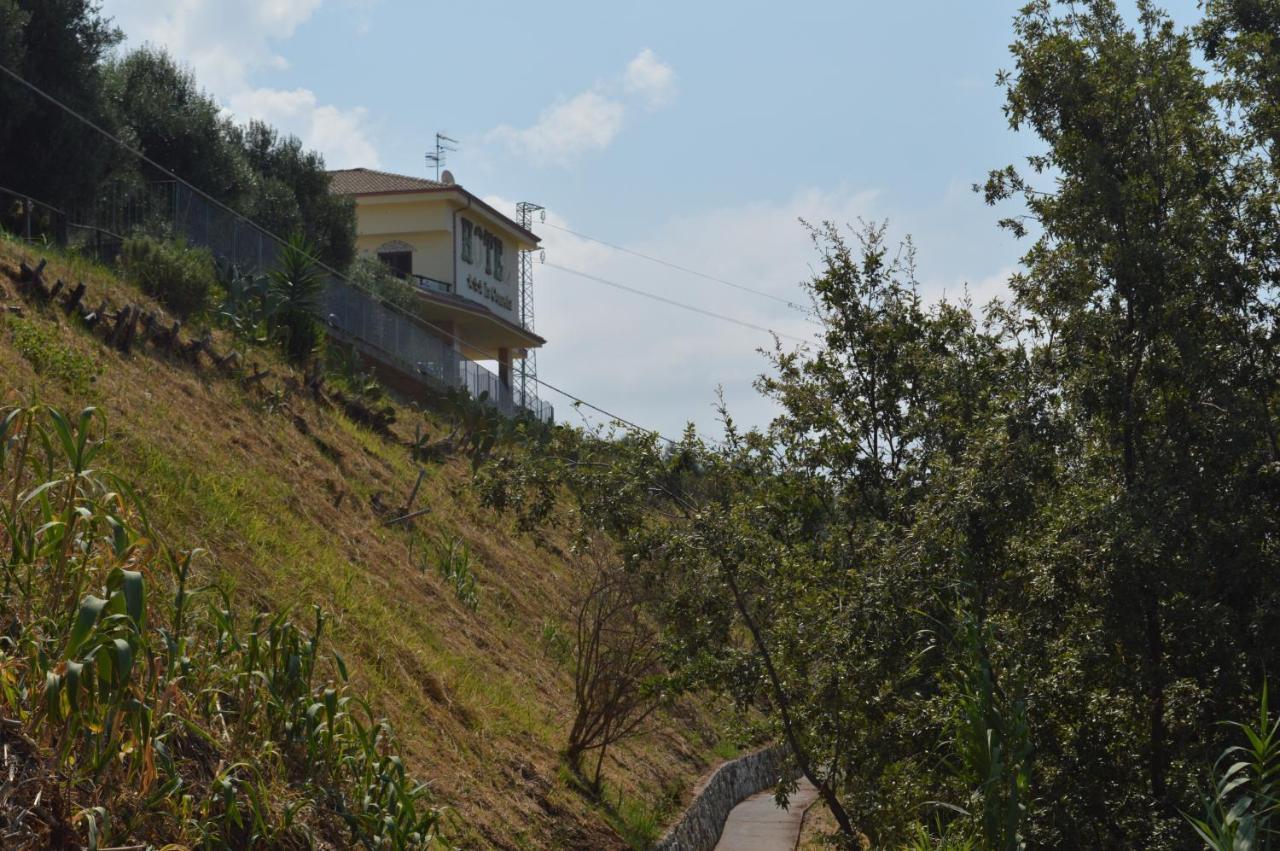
<box><xmin>119</xmin><ymin>234</ymin><xmax>216</xmax><ymax>317</ymax></box>
<box><xmin>348</xmin><ymin>253</ymin><xmax>419</xmax><ymax>312</ymax></box>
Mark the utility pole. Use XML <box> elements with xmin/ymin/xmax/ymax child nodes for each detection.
<box><xmin>516</xmin><ymin>201</ymin><xmax>545</xmax><ymax>414</ymax></box>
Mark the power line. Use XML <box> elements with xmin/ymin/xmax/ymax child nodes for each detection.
<box><xmin>544</xmin><ymin>261</ymin><xmax>812</xmax><ymax>344</ymax></box>
<box><xmin>542</xmin><ymin>221</ymin><xmax>813</xmax><ymax>315</ymax></box>
<box><xmin>0</xmin><ymin>60</ymin><xmax>680</xmax><ymax>445</ymax></box>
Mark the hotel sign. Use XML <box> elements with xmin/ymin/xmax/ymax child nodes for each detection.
<box><xmin>458</xmin><ymin>216</ymin><xmax>517</xmax><ymax>323</ymax></box>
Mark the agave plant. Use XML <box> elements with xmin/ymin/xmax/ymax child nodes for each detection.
<box><xmin>215</xmin><ymin>259</ymin><xmax>272</xmax><ymax>342</ymax></box>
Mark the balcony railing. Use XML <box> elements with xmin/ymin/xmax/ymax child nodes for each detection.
<box><xmin>410</xmin><ymin>273</ymin><xmax>454</xmax><ymax>297</ymax></box>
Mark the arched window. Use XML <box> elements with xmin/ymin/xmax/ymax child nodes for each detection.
<box><xmin>376</xmin><ymin>240</ymin><xmax>414</xmax><ymax>278</ymax></box>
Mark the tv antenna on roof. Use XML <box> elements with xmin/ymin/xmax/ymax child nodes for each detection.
<box><xmin>425</xmin><ymin>132</ymin><xmax>457</xmax><ymax>180</ymax></box>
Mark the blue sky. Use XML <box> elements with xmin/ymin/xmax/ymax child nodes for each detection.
<box><xmin>100</xmin><ymin>0</ymin><xmax>1202</xmax><ymax>439</ymax></box>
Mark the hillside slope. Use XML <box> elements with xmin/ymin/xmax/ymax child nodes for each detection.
<box><xmin>0</xmin><ymin>235</ymin><xmax>731</xmax><ymax>849</ymax></box>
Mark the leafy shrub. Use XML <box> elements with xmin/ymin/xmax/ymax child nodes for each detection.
<box><xmin>7</xmin><ymin>315</ymin><xmax>100</xmax><ymax>393</ymax></box>
<box><xmin>349</xmin><ymin>253</ymin><xmax>419</xmax><ymax>312</ymax></box>
<box><xmin>326</xmin><ymin>342</ymin><xmax>385</xmax><ymax>402</ymax></box>
<box><xmin>119</xmin><ymin>233</ymin><xmax>216</xmax><ymax>317</ymax></box>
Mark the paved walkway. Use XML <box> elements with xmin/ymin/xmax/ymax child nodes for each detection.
<box><xmin>713</xmin><ymin>778</ymin><xmax>819</xmax><ymax>850</ymax></box>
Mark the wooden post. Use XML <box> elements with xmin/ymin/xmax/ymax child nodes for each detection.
<box><xmin>84</xmin><ymin>299</ymin><xmax>108</xmax><ymax>329</ymax></box>
<box><xmin>63</xmin><ymin>282</ymin><xmax>86</xmax><ymax>315</ymax></box>
<box><xmin>122</xmin><ymin>307</ymin><xmax>141</xmax><ymax>353</ymax></box>
<box><xmin>165</xmin><ymin>320</ymin><xmax>181</xmax><ymax>351</ymax></box>
<box><xmin>108</xmin><ymin>305</ymin><xmax>133</xmax><ymax>348</ymax></box>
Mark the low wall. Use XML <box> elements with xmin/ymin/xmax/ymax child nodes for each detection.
<box><xmin>652</xmin><ymin>745</ymin><xmax>786</xmax><ymax>851</ymax></box>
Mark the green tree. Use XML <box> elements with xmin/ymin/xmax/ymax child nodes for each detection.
<box><xmin>982</xmin><ymin>0</ymin><xmax>1280</xmax><ymax>843</ymax></box>
<box><xmin>0</xmin><ymin>0</ymin><xmax>122</xmax><ymax>206</ymax></box>
<box><xmin>103</xmin><ymin>47</ymin><xmax>254</xmax><ymax>207</ymax></box>
<box><xmin>237</xmin><ymin>121</ymin><xmax>356</xmax><ymax>270</ymax></box>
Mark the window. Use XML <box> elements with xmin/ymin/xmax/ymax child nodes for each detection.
<box><xmin>484</xmin><ymin>233</ymin><xmax>493</xmax><ymax>275</ymax></box>
<box><xmin>494</xmin><ymin>241</ymin><xmax>505</xmax><ymax>281</ymax></box>
<box><xmin>460</xmin><ymin>219</ymin><xmax>473</xmax><ymax>263</ymax></box>
<box><xmin>377</xmin><ymin>250</ymin><xmax>412</xmax><ymax>278</ymax></box>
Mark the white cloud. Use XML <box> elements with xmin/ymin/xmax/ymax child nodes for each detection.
<box><xmin>489</xmin><ymin>92</ymin><xmax>626</xmax><ymax>168</ymax></box>
<box><xmin>488</xmin><ymin>49</ymin><xmax>676</xmax><ymax>168</ymax></box>
<box><xmin>100</xmin><ymin>0</ymin><xmax>380</xmax><ymax>168</ymax></box>
<box><xmin>624</xmin><ymin>48</ymin><xmax>677</xmax><ymax>109</ymax></box>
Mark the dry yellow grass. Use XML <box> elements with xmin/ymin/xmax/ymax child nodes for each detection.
<box><xmin>0</xmin><ymin>235</ymin><xmax>734</xmax><ymax>849</ymax></box>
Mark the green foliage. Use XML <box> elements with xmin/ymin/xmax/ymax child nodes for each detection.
<box><xmin>6</xmin><ymin>315</ymin><xmax>99</xmax><ymax>392</ymax></box>
<box><xmin>457</xmin><ymin>4</ymin><xmax>1280</xmax><ymax>848</ymax></box>
<box><xmin>215</xmin><ymin>260</ymin><xmax>271</xmax><ymax>342</ymax></box>
<box><xmin>0</xmin><ymin>10</ymin><xmax>356</xmax><ymax>268</ymax></box>
<box><xmin>539</xmin><ymin>617</ymin><xmax>572</xmax><ymax>668</ymax></box>
<box><xmin>236</xmin><ymin>120</ymin><xmax>357</xmax><ymax>271</ymax></box>
<box><xmin>326</xmin><ymin>342</ymin><xmax>386</xmax><ymax>402</ymax></box>
<box><xmin>350</xmin><ymin>252</ymin><xmax>420</xmax><ymax>312</ymax></box>
<box><xmin>267</xmin><ymin>233</ymin><xmax>324</xmax><ymax>364</ymax></box>
<box><xmin>104</xmin><ymin>48</ymin><xmax>254</xmax><ymax>207</ymax></box>
<box><xmin>120</xmin><ymin>233</ymin><xmax>216</xmax><ymax>317</ymax></box>
<box><xmin>1188</xmin><ymin>684</ymin><xmax>1280</xmax><ymax>850</ymax></box>
<box><xmin>935</xmin><ymin>613</ymin><xmax>1030</xmax><ymax>850</ymax></box>
<box><xmin>101</xmin><ymin>47</ymin><xmax>356</xmax><ymax>270</ymax></box>
<box><xmin>0</xmin><ymin>403</ymin><xmax>448</xmax><ymax>848</ymax></box>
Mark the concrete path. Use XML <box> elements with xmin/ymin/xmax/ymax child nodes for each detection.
<box><xmin>713</xmin><ymin>778</ymin><xmax>819</xmax><ymax>851</ymax></box>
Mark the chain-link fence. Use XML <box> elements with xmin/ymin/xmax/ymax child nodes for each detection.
<box><xmin>3</xmin><ymin>175</ymin><xmax>552</xmax><ymax>423</ymax></box>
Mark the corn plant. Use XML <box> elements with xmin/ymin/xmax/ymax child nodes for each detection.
<box><xmin>0</xmin><ymin>402</ymin><xmax>449</xmax><ymax>849</ymax></box>
<box><xmin>428</xmin><ymin>534</ymin><xmax>478</xmax><ymax>611</ymax></box>
<box><xmin>1188</xmin><ymin>683</ymin><xmax>1280</xmax><ymax>850</ymax></box>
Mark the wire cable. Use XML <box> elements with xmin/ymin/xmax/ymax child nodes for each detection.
<box><xmin>0</xmin><ymin>60</ymin><xmax>681</xmax><ymax>445</ymax></box>
<box><xmin>541</xmin><ymin>221</ymin><xmax>812</xmax><ymax>314</ymax></box>
<box><xmin>544</xmin><ymin>261</ymin><xmax>811</xmax><ymax>344</ymax></box>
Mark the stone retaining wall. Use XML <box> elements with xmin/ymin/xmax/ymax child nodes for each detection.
<box><xmin>652</xmin><ymin>745</ymin><xmax>786</xmax><ymax>851</ymax></box>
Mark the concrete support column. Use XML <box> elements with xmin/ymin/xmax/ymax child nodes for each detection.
<box><xmin>498</xmin><ymin>347</ymin><xmax>512</xmax><ymax>388</ymax></box>
<box><xmin>436</xmin><ymin>320</ymin><xmax>458</xmax><ymax>352</ymax></box>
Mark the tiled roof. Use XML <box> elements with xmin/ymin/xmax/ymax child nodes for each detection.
<box><xmin>328</xmin><ymin>167</ymin><xmax>541</xmax><ymax>245</ymax></box>
<box><xmin>328</xmin><ymin>168</ymin><xmax>450</xmax><ymax>195</ymax></box>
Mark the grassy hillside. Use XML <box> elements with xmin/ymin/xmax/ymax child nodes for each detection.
<box><xmin>0</xmin><ymin>233</ymin><xmax>733</xmax><ymax>849</ymax></box>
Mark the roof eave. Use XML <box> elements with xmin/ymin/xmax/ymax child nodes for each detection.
<box><xmin>334</xmin><ymin>185</ymin><xmax>541</xmax><ymax>245</ymax></box>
